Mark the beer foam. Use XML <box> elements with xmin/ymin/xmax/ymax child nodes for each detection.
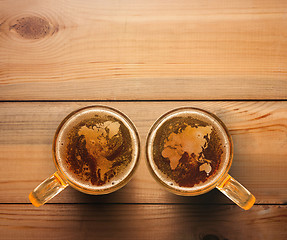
<box><xmin>147</xmin><ymin>108</ymin><xmax>232</xmax><ymax>194</ymax></box>
<box><xmin>54</xmin><ymin>106</ymin><xmax>139</xmax><ymax>193</ymax></box>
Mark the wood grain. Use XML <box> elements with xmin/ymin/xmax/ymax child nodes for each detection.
<box><xmin>1</xmin><ymin>1</ymin><xmax>286</xmax><ymax>239</ymax></box>
<box><xmin>0</xmin><ymin>204</ymin><xmax>286</xmax><ymax>240</ymax></box>
<box><xmin>1</xmin><ymin>0</ymin><xmax>287</xmax><ymax>100</ymax></box>
<box><xmin>0</xmin><ymin>101</ymin><xmax>286</xmax><ymax>204</ymax></box>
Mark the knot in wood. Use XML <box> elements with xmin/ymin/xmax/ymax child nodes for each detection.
<box><xmin>202</xmin><ymin>234</ymin><xmax>221</xmax><ymax>240</ymax></box>
<box><xmin>10</xmin><ymin>16</ymin><xmax>50</xmax><ymax>39</ymax></box>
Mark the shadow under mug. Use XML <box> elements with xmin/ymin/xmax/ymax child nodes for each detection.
<box><xmin>146</xmin><ymin>107</ymin><xmax>255</xmax><ymax>210</ymax></box>
<box><xmin>29</xmin><ymin>105</ymin><xmax>140</xmax><ymax>207</ymax></box>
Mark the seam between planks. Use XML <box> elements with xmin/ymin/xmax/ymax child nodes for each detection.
<box><xmin>0</xmin><ymin>203</ymin><xmax>285</xmax><ymax>206</ymax></box>
<box><xmin>0</xmin><ymin>99</ymin><xmax>287</xmax><ymax>103</ymax></box>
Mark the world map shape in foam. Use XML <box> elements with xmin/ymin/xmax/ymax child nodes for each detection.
<box><xmin>161</xmin><ymin>125</ymin><xmax>213</xmax><ymax>174</ymax></box>
<box><xmin>78</xmin><ymin>121</ymin><xmax>121</xmax><ymax>181</ymax></box>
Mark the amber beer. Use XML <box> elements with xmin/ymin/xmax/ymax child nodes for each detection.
<box><xmin>55</xmin><ymin>107</ymin><xmax>139</xmax><ymax>191</ymax></box>
<box><xmin>29</xmin><ymin>106</ymin><xmax>140</xmax><ymax>207</ymax></box>
<box><xmin>146</xmin><ymin>107</ymin><xmax>255</xmax><ymax>210</ymax></box>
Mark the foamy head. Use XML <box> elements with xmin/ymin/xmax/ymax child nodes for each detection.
<box><xmin>146</xmin><ymin>107</ymin><xmax>233</xmax><ymax>196</ymax></box>
<box><xmin>53</xmin><ymin>106</ymin><xmax>140</xmax><ymax>194</ymax></box>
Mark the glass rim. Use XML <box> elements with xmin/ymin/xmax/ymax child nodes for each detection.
<box><xmin>145</xmin><ymin>107</ymin><xmax>233</xmax><ymax>196</ymax></box>
<box><xmin>52</xmin><ymin>105</ymin><xmax>140</xmax><ymax>195</ymax></box>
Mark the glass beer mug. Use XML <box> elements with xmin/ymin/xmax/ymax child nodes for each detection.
<box><xmin>146</xmin><ymin>107</ymin><xmax>255</xmax><ymax>210</ymax></box>
<box><xmin>29</xmin><ymin>106</ymin><xmax>140</xmax><ymax>207</ymax></box>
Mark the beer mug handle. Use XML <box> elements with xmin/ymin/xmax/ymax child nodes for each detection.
<box><xmin>29</xmin><ymin>172</ymin><xmax>68</xmax><ymax>207</ymax></box>
<box><xmin>216</xmin><ymin>174</ymin><xmax>255</xmax><ymax>210</ymax></box>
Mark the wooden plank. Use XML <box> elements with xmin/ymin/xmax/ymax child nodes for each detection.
<box><xmin>0</xmin><ymin>102</ymin><xmax>286</xmax><ymax>204</ymax></box>
<box><xmin>1</xmin><ymin>0</ymin><xmax>287</xmax><ymax>100</ymax></box>
<box><xmin>0</xmin><ymin>204</ymin><xmax>286</xmax><ymax>240</ymax></box>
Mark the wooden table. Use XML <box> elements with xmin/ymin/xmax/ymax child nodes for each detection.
<box><xmin>1</xmin><ymin>0</ymin><xmax>286</xmax><ymax>239</ymax></box>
